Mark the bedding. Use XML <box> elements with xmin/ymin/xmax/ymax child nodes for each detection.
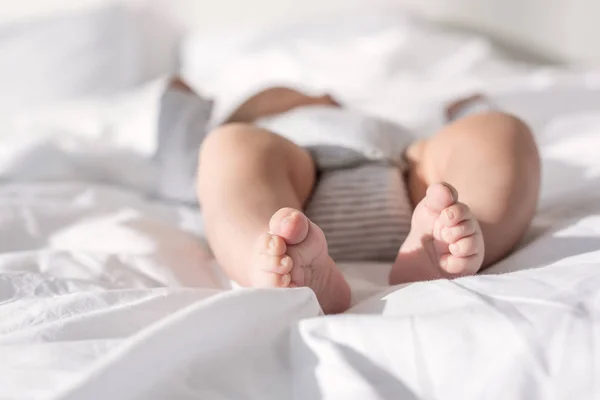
<box><xmin>180</xmin><ymin>8</ymin><xmax>536</xmax><ymax>128</ymax></box>
<box><xmin>0</xmin><ymin>1</ymin><xmax>179</xmax><ymax>116</ymax></box>
<box><xmin>1</xmin><ymin>8</ymin><xmax>600</xmax><ymax>400</ymax></box>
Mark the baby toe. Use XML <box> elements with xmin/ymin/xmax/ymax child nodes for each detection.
<box><xmin>424</xmin><ymin>183</ymin><xmax>458</xmax><ymax>213</ymax></box>
<box><xmin>448</xmin><ymin>235</ymin><xmax>480</xmax><ymax>257</ymax></box>
<box><xmin>256</xmin><ymin>253</ymin><xmax>294</xmax><ymax>275</ymax></box>
<box><xmin>269</xmin><ymin>208</ymin><xmax>310</xmax><ymax>245</ymax></box>
<box><xmin>440</xmin><ymin>253</ymin><xmax>481</xmax><ymax>275</ymax></box>
<box><xmin>251</xmin><ymin>268</ymin><xmax>292</xmax><ymax>288</ymax></box>
<box><xmin>439</xmin><ymin>202</ymin><xmax>471</xmax><ymax>227</ymax></box>
<box><xmin>441</xmin><ymin>219</ymin><xmax>476</xmax><ymax>243</ymax></box>
<box><xmin>255</xmin><ymin>233</ymin><xmax>287</xmax><ymax>256</ymax></box>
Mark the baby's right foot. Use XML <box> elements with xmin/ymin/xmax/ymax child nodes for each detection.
<box><xmin>390</xmin><ymin>183</ymin><xmax>485</xmax><ymax>284</ymax></box>
<box><xmin>251</xmin><ymin>208</ymin><xmax>351</xmax><ymax>314</ymax></box>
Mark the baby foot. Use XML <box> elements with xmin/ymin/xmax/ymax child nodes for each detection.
<box><xmin>390</xmin><ymin>183</ymin><xmax>484</xmax><ymax>284</ymax></box>
<box><xmin>251</xmin><ymin>208</ymin><xmax>351</xmax><ymax>314</ymax></box>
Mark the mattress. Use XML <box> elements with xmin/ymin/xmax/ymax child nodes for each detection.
<box><xmin>1</xmin><ymin>15</ymin><xmax>600</xmax><ymax>400</ymax></box>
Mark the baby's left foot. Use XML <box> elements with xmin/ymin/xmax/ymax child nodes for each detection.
<box><xmin>251</xmin><ymin>208</ymin><xmax>351</xmax><ymax>314</ymax></box>
<box><xmin>390</xmin><ymin>183</ymin><xmax>485</xmax><ymax>284</ymax></box>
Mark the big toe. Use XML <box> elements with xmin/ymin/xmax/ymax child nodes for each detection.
<box><xmin>269</xmin><ymin>207</ymin><xmax>310</xmax><ymax>245</ymax></box>
<box><xmin>425</xmin><ymin>183</ymin><xmax>458</xmax><ymax>213</ymax></box>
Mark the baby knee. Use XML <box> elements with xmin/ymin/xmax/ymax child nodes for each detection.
<box><xmin>501</xmin><ymin>113</ymin><xmax>539</xmax><ymax>171</ymax></box>
<box><xmin>199</xmin><ymin>123</ymin><xmax>265</xmax><ymax>167</ymax></box>
<box><xmin>474</xmin><ymin>112</ymin><xmax>538</xmax><ymax>161</ymax></box>
<box><xmin>201</xmin><ymin>123</ymin><xmax>250</xmax><ymax>152</ymax></box>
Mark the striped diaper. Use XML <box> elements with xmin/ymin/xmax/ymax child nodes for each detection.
<box><xmin>305</xmin><ymin>159</ymin><xmax>413</xmax><ymax>262</ymax></box>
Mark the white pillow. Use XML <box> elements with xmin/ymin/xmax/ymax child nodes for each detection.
<box><xmin>0</xmin><ymin>2</ymin><xmax>179</xmax><ymax>114</ymax></box>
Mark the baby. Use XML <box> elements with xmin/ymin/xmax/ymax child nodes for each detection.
<box><xmin>196</xmin><ymin>86</ymin><xmax>540</xmax><ymax>313</ymax></box>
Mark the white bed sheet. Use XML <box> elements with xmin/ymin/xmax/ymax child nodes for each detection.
<box><xmin>1</xmin><ymin>31</ymin><xmax>600</xmax><ymax>400</ymax></box>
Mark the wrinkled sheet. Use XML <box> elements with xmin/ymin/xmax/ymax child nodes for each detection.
<box><xmin>2</xmin><ymin>33</ymin><xmax>600</xmax><ymax>400</ymax></box>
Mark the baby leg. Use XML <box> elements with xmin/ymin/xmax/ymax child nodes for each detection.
<box><xmin>198</xmin><ymin>123</ymin><xmax>350</xmax><ymax>313</ymax></box>
<box><xmin>391</xmin><ymin>111</ymin><xmax>540</xmax><ymax>283</ymax></box>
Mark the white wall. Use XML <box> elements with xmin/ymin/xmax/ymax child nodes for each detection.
<box><xmin>1</xmin><ymin>0</ymin><xmax>599</xmax><ymax>64</ymax></box>
<box><xmin>149</xmin><ymin>0</ymin><xmax>600</xmax><ymax>64</ymax></box>
<box><xmin>0</xmin><ymin>0</ymin><xmax>110</xmax><ymax>23</ymax></box>
<box><xmin>147</xmin><ymin>0</ymin><xmax>397</xmax><ymax>31</ymax></box>
<box><xmin>404</xmin><ymin>0</ymin><xmax>600</xmax><ymax>64</ymax></box>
